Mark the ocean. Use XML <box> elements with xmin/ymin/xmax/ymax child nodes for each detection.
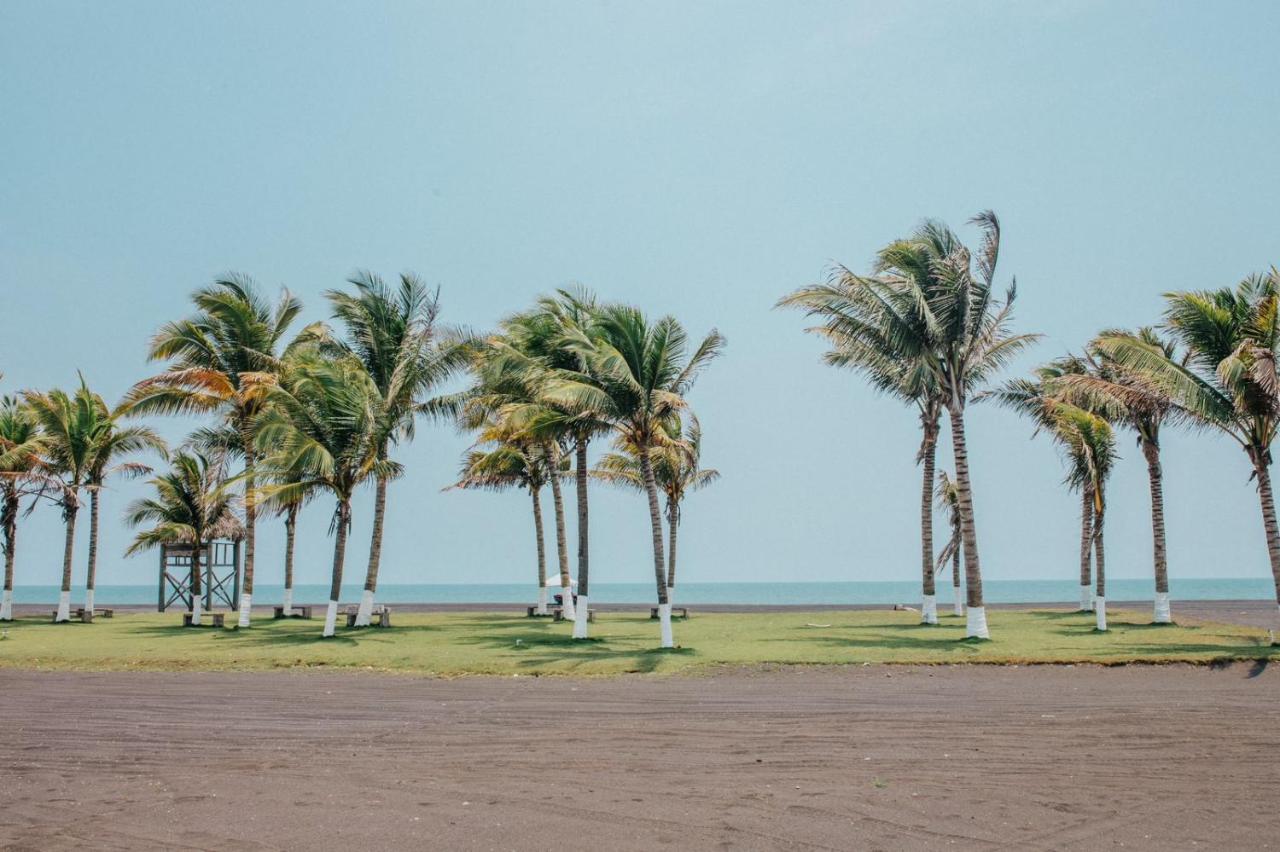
<box><xmin>8</xmin><ymin>577</ymin><xmax>1274</xmax><ymax>606</ymax></box>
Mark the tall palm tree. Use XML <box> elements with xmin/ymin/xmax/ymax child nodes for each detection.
<box><xmin>548</xmin><ymin>305</ymin><xmax>725</xmax><ymax>648</ymax></box>
<box><xmin>1055</xmin><ymin>405</ymin><xmax>1118</xmax><ymax>631</ymax></box>
<box><xmin>935</xmin><ymin>471</ymin><xmax>963</xmax><ymax>617</ymax></box>
<box><xmin>82</xmin><ymin>400</ymin><xmax>166</xmax><ymax>615</ymax></box>
<box><xmin>321</xmin><ymin>272</ymin><xmax>470</xmax><ymax>626</ymax></box>
<box><xmin>254</xmin><ymin>353</ymin><xmax>390</xmax><ymax>637</ymax></box>
<box><xmin>125</xmin><ymin>452</ymin><xmax>242</xmax><ymax>626</ymax></box>
<box><xmin>592</xmin><ymin>414</ymin><xmax>720</xmax><ymax>598</ymax></box>
<box><xmin>1096</xmin><ymin>271</ymin><xmax>1280</xmax><ymax>624</ymax></box>
<box><xmin>779</xmin><ymin>266</ymin><xmax>946</xmax><ymax>623</ymax></box>
<box><xmin>123</xmin><ymin>275</ymin><xmax>303</xmax><ymax>627</ymax></box>
<box><xmin>0</xmin><ymin>394</ymin><xmax>47</xmax><ymax>621</ymax></box>
<box><xmin>1056</xmin><ymin>329</ymin><xmax>1183</xmax><ymax>623</ymax></box>
<box><xmin>23</xmin><ymin>378</ymin><xmax>109</xmax><ymax>622</ymax></box>
<box><xmin>447</xmin><ymin>436</ymin><xmax>555</xmax><ymax>613</ymax></box>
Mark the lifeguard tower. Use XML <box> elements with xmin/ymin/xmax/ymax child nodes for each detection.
<box><xmin>157</xmin><ymin>539</ymin><xmax>243</xmax><ymax>613</ymax></box>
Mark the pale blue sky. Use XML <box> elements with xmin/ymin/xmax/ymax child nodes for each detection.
<box><xmin>2</xmin><ymin>1</ymin><xmax>1278</xmax><ymax>590</ymax></box>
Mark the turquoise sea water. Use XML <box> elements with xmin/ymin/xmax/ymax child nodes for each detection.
<box><xmin>9</xmin><ymin>577</ymin><xmax>1274</xmax><ymax>606</ymax></box>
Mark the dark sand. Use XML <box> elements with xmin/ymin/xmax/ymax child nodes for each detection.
<box><xmin>3</xmin><ymin>662</ymin><xmax>1279</xmax><ymax>851</ymax></box>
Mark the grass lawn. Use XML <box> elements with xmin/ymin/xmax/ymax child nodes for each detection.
<box><xmin>0</xmin><ymin>608</ymin><xmax>1275</xmax><ymax>676</ymax></box>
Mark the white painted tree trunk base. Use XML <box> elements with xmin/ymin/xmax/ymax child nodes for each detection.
<box><xmin>667</xmin><ymin>585</ymin><xmax>676</xmax><ymax>605</ymax></box>
<box><xmin>237</xmin><ymin>593</ymin><xmax>252</xmax><ymax>627</ymax></box>
<box><xmin>354</xmin><ymin>589</ymin><xmax>375</xmax><ymax>626</ymax></box>
<box><xmin>921</xmin><ymin>595</ymin><xmax>938</xmax><ymax>624</ymax></box>
<box><xmin>658</xmin><ymin>603</ymin><xmax>674</xmax><ymax>648</ymax></box>
<box><xmin>572</xmin><ymin>594</ymin><xmax>590</xmax><ymax>639</ymax></box>
<box><xmin>1095</xmin><ymin>597</ymin><xmax>1108</xmax><ymax>631</ymax></box>
<box><xmin>322</xmin><ymin>600</ymin><xmax>339</xmax><ymax>637</ymax></box>
<box><xmin>190</xmin><ymin>596</ymin><xmax>202</xmax><ymax>626</ymax></box>
<box><xmin>1</xmin><ymin>589</ymin><xmax>14</xmax><ymax>620</ymax></box>
<box><xmin>952</xmin><ymin>593</ymin><xmax>964</xmax><ymax>617</ymax></box>
<box><xmin>965</xmin><ymin>606</ymin><xmax>989</xmax><ymax>639</ymax></box>
<box><xmin>55</xmin><ymin>590</ymin><xmax>71</xmax><ymax>622</ymax></box>
<box><xmin>560</xmin><ymin>584</ymin><xmax>576</xmax><ymax>621</ymax></box>
<box><xmin>282</xmin><ymin>587</ymin><xmax>293</xmax><ymax>616</ymax></box>
<box><xmin>1079</xmin><ymin>584</ymin><xmax>1093</xmax><ymax>611</ymax></box>
<box><xmin>1153</xmin><ymin>592</ymin><xmax>1172</xmax><ymax>624</ymax></box>
<box><xmin>536</xmin><ymin>587</ymin><xmax>548</xmax><ymax>616</ymax></box>
<box><xmin>84</xmin><ymin>589</ymin><xmax>95</xmax><ymax>616</ymax></box>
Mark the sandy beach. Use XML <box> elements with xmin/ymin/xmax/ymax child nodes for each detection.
<box><xmin>2</xmin><ymin>658</ymin><xmax>1278</xmax><ymax>851</ymax></box>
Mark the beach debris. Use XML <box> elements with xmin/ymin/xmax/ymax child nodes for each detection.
<box><xmin>892</xmin><ymin>604</ymin><xmax>919</xmax><ymax>612</ymax></box>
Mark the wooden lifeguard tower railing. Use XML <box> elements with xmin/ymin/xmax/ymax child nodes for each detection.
<box><xmin>157</xmin><ymin>540</ymin><xmax>242</xmax><ymax>613</ymax></box>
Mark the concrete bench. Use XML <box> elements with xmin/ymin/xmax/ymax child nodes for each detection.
<box><xmin>527</xmin><ymin>606</ymin><xmax>556</xmax><ymax>617</ymax></box>
<box><xmin>273</xmin><ymin>605</ymin><xmax>313</xmax><ymax>619</ymax></box>
<box><xmin>182</xmin><ymin>612</ymin><xmax>225</xmax><ymax>628</ymax></box>
<box><xmin>344</xmin><ymin>606</ymin><xmax>391</xmax><ymax>628</ymax></box>
<box><xmin>553</xmin><ymin>608</ymin><xmax>594</xmax><ymax>623</ymax></box>
<box><xmin>51</xmin><ymin>608</ymin><xmax>110</xmax><ymax>623</ymax></box>
<box><xmin>650</xmin><ymin>606</ymin><xmax>689</xmax><ymax>620</ymax></box>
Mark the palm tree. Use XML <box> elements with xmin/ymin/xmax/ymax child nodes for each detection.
<box><xmin>1055</xmin><ymin>405</ymin><xmax>1118</xmax><ymax>631</ymax></box>
<box><xmin>23</xmin><ymin>378</ymin><xmax>109</xmax><ymax>622</ymax></box>
<box><xmin>447</xmin><ymin>436</ymin><xmax>555</xmax><ymax>613</ymax></box>
<box><xmin>592</xmin><ymin>414</ymin><xmax>720</xmax><ymax>598</ymax></box>
<box><xmin>779</xmin><ymin>266</ymin><xmax>946</xmax><ymax>624</ymax></box>
<box><xmin>123</xmin><ymin>275</ymin><xmax>303</xmax><ymax>627</ymax></box>
<box><xmin>253</xmin><ymin>353</ymin><xmax>390</xmax><ymax>637</ymax></box>
<box><xmin>547</xmin><ymin>305</ymin><xmax>725</xmax><ymax>648</ymax></box>
<box><xmin>125</xmin><ymin>452</ymin><xmax>242</xmax><ymax>626</ymax></box>
<box><xmin>1056</xmin><ymin>329</ymin><xmax>1183</xmax><ymax>623</ymax></box>
<box><xmin>82</xmin><ymin>401</ymin><xmax>166</xmax><ymax>615</ymax></box>
<box><xmin>935</xmin><ymin>471</ymin><xmax>963</xmax><ymax>617</ymax></box>
<box><xmin>321</xmin><ymin>272</ymin><xmax>470</xmax><ymax>626</ymax></box>
<box><xmin>0</xmin><ymin>394</ymin><xmax>46</xmax><ymax>621</ymax></box>
<box><xmin>1096</xmin><ymin>271</ymin><xmax>1280</xmax><ymax>625</ymax></box>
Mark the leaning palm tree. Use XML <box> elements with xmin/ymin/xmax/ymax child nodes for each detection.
<box><xmin>125</xmin><ymin>452</ymin><xmax>242</xmax><ymax>626</ymax></box>
<box><xmin>447</xmin><ymin>436</ymin><xmax>555</xmax><ymax>613</ymax></box>
<box><xmin>1055</xmin><ymin>404</ymin><xmax>1118</xmax><ymax>631</ymax></box>
<box><xmin>935</xmin><ymin>471</ymin><xmax>963</xmax><ymax>617</ymax></box>
<box><xmin>321</xmin><ymin>272</ymin><xmax>470</xmax><ymax>625</ymax></box>
<box><xmin>0</xmin><ymin>395</ymin><xmax>47</xmax><ymax>621</ymax></box>
<box><xmin>1056</xmin><ymin>329</ymin><xmax>1183</xmax><ymax>623</ymax></box>
<box><xmin>253</xmin><ymin>353</ymin><xmax>390</xmax><ymax>637</ymax></box>
<box><xmin>592</xmin><ymin>414</ymin><xmax>720</xmax><ymax>599</ymax></box>
<box><xmin>123</xmin><ymin>275</ymin><xmax>303</xmax><ymax>627</ymax></box>
<box><xmin>23</xmin><ymin>378</ymin><xmax>109</xmax><ymax>622</ymax></box>
<box><xmin>1096</xmin><ymin>271</ymin><xmax>1280</xmax><ymax>625</ymax></box>
<box><xmin>548</xmin><ymin>305</ymin><xmax>725</xmax><ymax>648</ymax></box>
<box><xmin>82</xmin><ymin>401</ymin><xmax>166</xmax><ymax>615</ymax></box>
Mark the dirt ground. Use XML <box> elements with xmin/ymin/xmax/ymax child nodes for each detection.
<box><xmin>2</xmin><ymin>661</ymin><xmax>1278</xmax><ymax>851</ymax></box>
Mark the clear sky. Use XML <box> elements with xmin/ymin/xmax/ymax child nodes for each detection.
<box><xmin>2</xmin><ymin>1</ymin><xmax>1279</xmax><ymax>591</ymax></box>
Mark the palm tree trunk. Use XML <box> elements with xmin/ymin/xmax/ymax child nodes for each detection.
<box><xmin>1250</xmin><ymin>455</ymin><xmax>1280</xmax><ymax>632</ymax></box>
<box><xmin>951</xmin><ymin>519</ymin><xmax>963</xmax><ymax>617</ymax></box>
<box><xmin>55</xmin><ymin>496</ymin><xmax>77</xmax><ymax>622</ymax></box>
<box><xmin>1079</xmin><ymin>486</ymin><xmax>1094</xmax><ymax>611</ymax></box>
<box><xmin>948</xmin><ymin>405</ymin><xmax>987</xmax><ymax>638</ymax></box>
<box><xmin>1142</xmin><ymin>439</ymin><xmax>1171</xmax><ymax>623</ymax></box>
<box><xmin>322</xmin><ymin>499</ymin><xmax>351</xmax><ymax>638</ymax></box>
<box><xmin>355</xmin><ymin>474</ymin><xmax>388</xmax><ymax>626</ymax></box>
<box><xmin>189</xmin><ymin>541</ymin><xmax>203</xmax><ymax>626</ymax></box>
<box><xmin>919</xmin><ymin>425</ymin><xmax>939</xmax><ymax>624</ymax></box>
<box><xmin>531</xmin><ymin>485</ymin><xmax>548</xmax><ymax>615</ymax></box>
<box><xmin>1</xmin><ymin>492</ymin><xmax>18</xmax><ymax>620</ymax></box>
<box><xmin>282</xmin><ymin>505</ymin><xmax>297</xmax><ymax>615</ymax></box>
<box><xmin>547</xmin><ymin>444</ymin><xmax>575</xmax><ymax>621</ymax></box>
<box><xmin>666</xmin><ymin>499</ymin><xmax>679</xmax><ymax>598</ymax></box>
<box><xmin>1093</xmin><ymin>507</ymin><xmax>1107</xmax><ymax>631</ymax></box>
<box><xmin>85</xmin><ymin>487</ymin><xmax>100</xmax><ymax>616</ymax></box>
<box><xmin>572</xmin><ymin>438</ymin><xmax>591</xmax><ymax>639</ymax></box>
<box><xmin>238</xmin><ymin>439</ymin><xmax>256</xmax><ymax>627</ymax></box>
<box><xmin>639</xmin><ymin>447</ymin><xmax>673</xmax><ymax>648</ymax></box>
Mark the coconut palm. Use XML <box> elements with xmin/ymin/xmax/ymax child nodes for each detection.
<box><xmin>1055</xmin><ymin>404</ymin><xmax>1118</xmax><ymax>631</ymax></box>
<box><xmin>547</xmin><ymin>305</ymin><xmax>725</xmax><ymax>648</ymax></box>
<box><xmin>935</xmin><ymin>471</ymin><xmax>963</xmax><ymax>617</ymax></box>
<box><xmin>320</xmin><ymin>272</ymin><xmax>470</xmax><ymax>625</ymax></box>
<box><xmin>448</xmin><ymin>435</ymin><xmax>555</xmax><ymax>612</ymax></box>
<box><xmin>82</xmin><ymin>402</ymin><xmax>166</xmax><ymax>615</ymax></box>
<box><xmin>123</xmin><ymin>275</ymin><xmax>303</xmax><ymax>627</ymax></box>
<box><xmin>0</xmin><ymin>394</ymin><xmax>47</xmax><ymax>620</ymax></box>
<box><xmin>1095</xmin><ymin>271</ymin><xmax>1280</xmax><ymax>624</ymax></box>
<box><xmin>124</xmin><ymin>452</ymin><xmax>242</xmax><ymax>626</ymax></box>
<box><xmin>592</xmin><ymin>414</ymin><xmax>720</xmax><ymax>598</ymax></box>
<box><xmin>1055</xmin><ymin>329</ymin><xmax>1183</xmax><ymax>623</ymax></box>
<box><xmin>253</xmin><ymin>353</ymin><xmax>391</xmax><ymax>637</ymax></box>
<box><xmin>23</xmin><ymin>378</ymin><xmax>111</xmax><ymax>621</ymax></box>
